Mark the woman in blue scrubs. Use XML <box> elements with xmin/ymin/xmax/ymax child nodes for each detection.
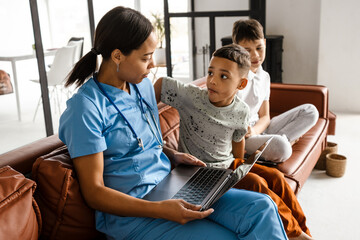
<box><xmin>59</xmin><ymin>6</ymin><xmax>288</xmax><ymax>240</ymax></box>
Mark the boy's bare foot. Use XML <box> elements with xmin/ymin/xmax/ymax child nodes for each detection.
<box><xmin>289</xmin><ymin>231</ymin><xmax>314</xmax><ymax>240</ymax></box>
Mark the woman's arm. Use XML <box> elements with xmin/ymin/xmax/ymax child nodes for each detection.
<box><xmin>73</xmin><ymin>151</ymin><xmax>212</xmax><ymax>224</ymax></box>
<box><xmin>232</xmin><ymin>138</ymin><xmax>245</xmax><ymax>159</ymax></box>
<box><xmin>73</xmin><ymin>152</ymin><xmax>155</xmax><ymax>217</ymax></box>
<box><xmin>246</xmin><ymin>100</ymin><xmax>270</xmax><ymax>138</ymax></box>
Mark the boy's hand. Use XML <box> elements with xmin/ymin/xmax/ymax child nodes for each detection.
<box><xmin>156</xmin><ymin>199</ymin><xmax>214</xmax><ymax>224</ymax></box>
<box><xmin>173</xmin><ymin>152</ymin><xmax>206</xmax><ymax>167</ymax></box>
<box><xmin>245</xmin><ymin>126</ymin><xmax>257</xmax><ymax>138</ymax></box>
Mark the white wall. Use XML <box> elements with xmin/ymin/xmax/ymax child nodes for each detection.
<box><xmin>193</xmin><ymin>0</ymin><xmax>322</xmax><ymax>85</ymax></box>
<box><xmin>317</xmin><ymin>0</ymin><xmax>360</xmax><ymax>113</ymax></box>
<box><xmin>266</xmin><ymin>0</ymin><xmax>360</xmax><ymax>113</ymax></box>
<box><xmin>266</xmin><ymin>0</ymin><xmax>321</xmax><ymax>85</ymax></box>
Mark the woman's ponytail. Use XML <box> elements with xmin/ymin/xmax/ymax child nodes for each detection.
<box><xmin>65</xmin><ymin>49</ymin><xmax>98</xmax><ymax>88</ymax></box>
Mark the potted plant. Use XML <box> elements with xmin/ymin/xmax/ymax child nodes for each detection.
<box><xmin>151</xmin><ymin>12</ymin><xmax>166</xmax><ymax>65</ymax></box>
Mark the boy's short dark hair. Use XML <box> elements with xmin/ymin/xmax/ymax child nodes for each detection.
<box><xmin>232</xmin><ymin>19</ymin><xmax>264</xmax><ymax>43</ymax></box>
<box><xmin>212</xmin><ymin>44</ymin><xmax>250</xmax><ymax>73</ymax></box>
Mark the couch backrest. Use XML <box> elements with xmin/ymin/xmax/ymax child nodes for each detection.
<box><xmin>270</xmin><ymin>83</ymin><xmax>328</xmax><ymax>119</ymax></box>
<box><xmin>0</xmin><ymin>135</ymin><xmax>64</xmax><ymax>175</ymax></box>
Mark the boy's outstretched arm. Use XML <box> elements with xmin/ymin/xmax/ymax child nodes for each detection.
<box><xmin>232</xmin><ymin>138</ymin><xmax>245</xmax><ymax>159</ymax></box>
<box><xmin>153</xmin><ymin>77</ymin><xmax>163</xmax><ymax>103</ymax></box>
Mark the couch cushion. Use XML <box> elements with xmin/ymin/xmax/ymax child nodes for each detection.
<box><xmin>32</xmin><ymin>146</ymin><xmax>104</xmax><ymax>240</ymax></box>
<box><xmin>0</xmin><ymin>166</ymin><xmax>40</xmax><ymax>240</ymax></box>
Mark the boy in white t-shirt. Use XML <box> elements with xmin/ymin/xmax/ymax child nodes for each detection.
<box><xmin>233</xmin><ymin>19</ymin><xmax>319</xmax><ymax>163</ymax></box>
<box><xmin>232</xmin><ymin>19</ymin><xmax>316</xmax><ymax>240</ymax></box>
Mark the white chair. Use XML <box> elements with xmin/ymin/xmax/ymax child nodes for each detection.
<box><xmin>31</xmin><ymin>45</ymin><xmax>76</xmax><ymax>121</ymax></box>
<box><xmin>67</xmin><ymin>37</ymin><xmax>84</xmax><ymax>64</ymax></box>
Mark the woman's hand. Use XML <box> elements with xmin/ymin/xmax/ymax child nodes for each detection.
<box><xmin>172</xmin><ymin>152</ymin><xmax>206</xmax><ymax>167</ymax></box>
<box><xmin>156</xmin><ymin>199</ymin><xmax>214</xmax><ymax>224</ymax></box>
<box><xmin>245</xmin><ymin>126</ymin><xmax>258</xmax><ymax>138</ymax></box>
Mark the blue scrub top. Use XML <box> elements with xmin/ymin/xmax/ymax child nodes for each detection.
<box><xmin>59</xmin><ymin>77</ymin><xmax>171</xmax><ymax>237</ymax></box>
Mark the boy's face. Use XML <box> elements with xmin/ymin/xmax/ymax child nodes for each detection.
<box><xmin>206</xmin><ymin>57</ymin><xmax>247</xmax><ymax>107</ymax></box>
<box><xmin>238</xmin><ymin>39</ymin><xmax>266</xmax><ymax>73</ymax></box>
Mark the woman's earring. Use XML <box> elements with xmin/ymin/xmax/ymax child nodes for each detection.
<box><xmin>116</xmin><ymin>63</ymin><xmax>119</xmax><ymax>72</ymax></box>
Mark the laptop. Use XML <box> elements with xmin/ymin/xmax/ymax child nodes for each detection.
<box><xmin>143</xmin><ymin>137</ymin><xmax>273</xmax><ymax>211</ymax></box>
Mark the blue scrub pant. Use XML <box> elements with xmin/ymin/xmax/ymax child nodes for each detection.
<box><xmin>117</xmin><ymin>189</ymin><xmax>288</xmax><ymax>240</ymax></box>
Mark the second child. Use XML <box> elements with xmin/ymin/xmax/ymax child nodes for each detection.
<box><xmin>232</xmin><ymin>19</ymin><xmax>316</xmax><ymax>240</ymax></box>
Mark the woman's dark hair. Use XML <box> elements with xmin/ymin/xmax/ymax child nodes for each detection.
<box><xmin>65</xmin><ymin>6</ymin><xmax>153</xmax><ymax>87</ymax></box>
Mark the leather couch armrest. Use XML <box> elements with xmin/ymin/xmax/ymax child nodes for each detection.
<box><xmin>0</xmin><ymin>134</ymin><xmax>64</xmax><ymax>175</ymax></box>
<box><xmin>270</xmin><ymin>83</ymin><xmax>328</xmax><ymax>119</ymax></box>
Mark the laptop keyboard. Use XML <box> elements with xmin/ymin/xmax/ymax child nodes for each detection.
<box><xmin>172</xmin><ymin>168</ymin><xmax>227</xmax><ymax>205</ymax></box>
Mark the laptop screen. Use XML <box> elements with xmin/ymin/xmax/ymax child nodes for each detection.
<box><xmin>232</xmin><ymin>137</ymin><xmax>273</xmax><ymax>181</ymax></box>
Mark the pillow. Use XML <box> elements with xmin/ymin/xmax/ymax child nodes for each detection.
<box><xmin>32</xmin><ymin>146</ymin><xmax>104</xmax><ymax>240</ymax></box>
<box><xmin>0</xmin><ymin>166</ymin><xmax>41</xmax><ymax>240</ymax></box>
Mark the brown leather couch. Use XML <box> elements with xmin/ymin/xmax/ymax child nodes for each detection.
<box><xmin>0</xmin><ymin>79</ymin><xmax>331</xmax><ymax>238</ymax></box>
